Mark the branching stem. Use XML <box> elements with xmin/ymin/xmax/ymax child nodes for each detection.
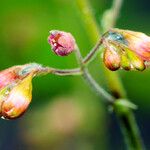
<box><xmin>75</xmin><ymin>44</ymin><xmax>115</xmax><ymax>104</ymax></box>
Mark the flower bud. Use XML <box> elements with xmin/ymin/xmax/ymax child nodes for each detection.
<box><xmin>0</xmin><ymin>63</ymin><xmax>43</xmax><ymax>119</ymax></box>
<box><xmin>1</xmin><ymin>74</ymin><xmax>33</xmax><ymax>119</ymax></box>
<box><xmin>48</xmin><ymin>30</ymin><xmax>75</xmax><ymax>56</ymax></box>
<box><xmin>102</xmin><ymin>28</ymin><xmax>148</xmax><ymax>71</ymax></box>
<box><xmin>103</xmin><ymin>44</ymin><xmax>121</xmax><ymax>71</ymax></box>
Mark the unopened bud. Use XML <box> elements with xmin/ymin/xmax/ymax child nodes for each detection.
<box><xmin>1</xmin><ymin>74</ymin><xmax>33</xmax><ymax>119</ymax></box>
<box><xmin>102</xmin><ymin>28</ymin><xmax>149</xmax><ymax>71</ymax></box>
<box><xmin>0</xmin><ymin>63</ymin><xmax>43</xmax><ymax>119</ymax></box>
<box><xmin>48</xmin><ymin>30</ymin><xmax>75</xmax><ymax>56</ymax></box>
<box><xmin>103</xmin><ymin>44</ymin><xmax>121</xmax><ymax>71</ymax></box>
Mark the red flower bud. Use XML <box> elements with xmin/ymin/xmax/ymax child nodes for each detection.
<box><xmin>48</xmin><ymin>30</ymin><xmax>75</xmax><ymax>56</ymax></box>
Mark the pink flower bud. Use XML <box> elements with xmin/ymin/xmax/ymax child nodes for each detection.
<box><xmin>102</xmin><ymin>28</ymin><xmax>148</xmax><ymax>71</ymax></box>
<box><xmin>48</xmin><ymin>30</ymin><xmax>76</xmax><ymax>56</ymax></box>
<box><xmin>0</xmin><ymin>74</ymin><xmax>33</xmax><ymax>119</ymax></box>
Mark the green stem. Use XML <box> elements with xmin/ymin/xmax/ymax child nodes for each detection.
<box><xmin>75</xmin><ymin>0</ymin><xmax>145</xmax><ymax>149</ymax></box>
<box><xmin>114</xmin><ymin>105</ymin><xmax>145</xmax><ymax>150</ymax></box>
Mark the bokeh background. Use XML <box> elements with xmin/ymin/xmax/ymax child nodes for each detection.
<box><xmin>0</xmin><ymin>0</ymin><xmax>150</xmax><ymax>150</ymax></box>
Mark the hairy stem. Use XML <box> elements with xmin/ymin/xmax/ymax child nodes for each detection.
<box><xmin>39</xmin><ymin>67</ymin><xmax>82</xmax><ymax>76</ymax></box>
<box><xmin>75</xmin><ymin>45</ymin><xmax>115</xmax><ymax>103</ymax></box>
<box><xmin>83</xmin><ymin>38</ymin><xmax>103</xmax><ymax>65</ymax></box>
<box><xmin>82</xmin><ymin>68</ymin><xmax>115</xmax><ymax>103</ymax></box>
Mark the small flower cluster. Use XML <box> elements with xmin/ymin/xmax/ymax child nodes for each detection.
<box><xmin>48</xmin><ymin>29</ymin><xmax>150</xmax><ymax>71</ymax></box>
<box><xmin>0</xmin><ymin>63</ymin><xmax>42</xmax><ymax>119</ymax></box>
<box><xmin>102</xmin><ymin>28</ymin><xmax>150</xmax><ymax>71</ymax></box>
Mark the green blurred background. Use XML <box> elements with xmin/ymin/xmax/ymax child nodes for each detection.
<box><xmin>0</xmin><ymin>0</ymin><xmax>150</xmax><ymax>150</ymax></box>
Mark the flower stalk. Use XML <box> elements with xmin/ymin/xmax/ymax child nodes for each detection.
<box><xmin>83</xmin><ymin>38</ymin><xmax>103</xmax><ymax>65</ymax></box>
<box><xmin>75</xmin><ymin>0</ymin><xmax>145</xmax><ymax>149</ymax></box>
<box><xmin>39</xmin><ymin>67</ymin><xmax>82</xmax><ymax>76</ymax></box>
<box><xmin>75</xmin><ymin>44</ymin><xmax>115</xmax><ymax>103</ymax></box>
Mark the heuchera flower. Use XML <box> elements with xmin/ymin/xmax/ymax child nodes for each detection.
<box><xmin>48</xmin><ymin>30</ymin><xmax>76</xmax><ymax>56</ymax></box>
<box><xmin>102</xmin><ymin>28</ymin><xmax>150</xmax><ymax>71</ymax></box>
<box><xmin>0</xmin><ymin>63</ymin><xmax>42</xmax><ymax>119</ymax></box>
<box><xmin>0</xmin><ymin>74</ymin><xmax>32</xmax><ymax>119</ymax></box>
